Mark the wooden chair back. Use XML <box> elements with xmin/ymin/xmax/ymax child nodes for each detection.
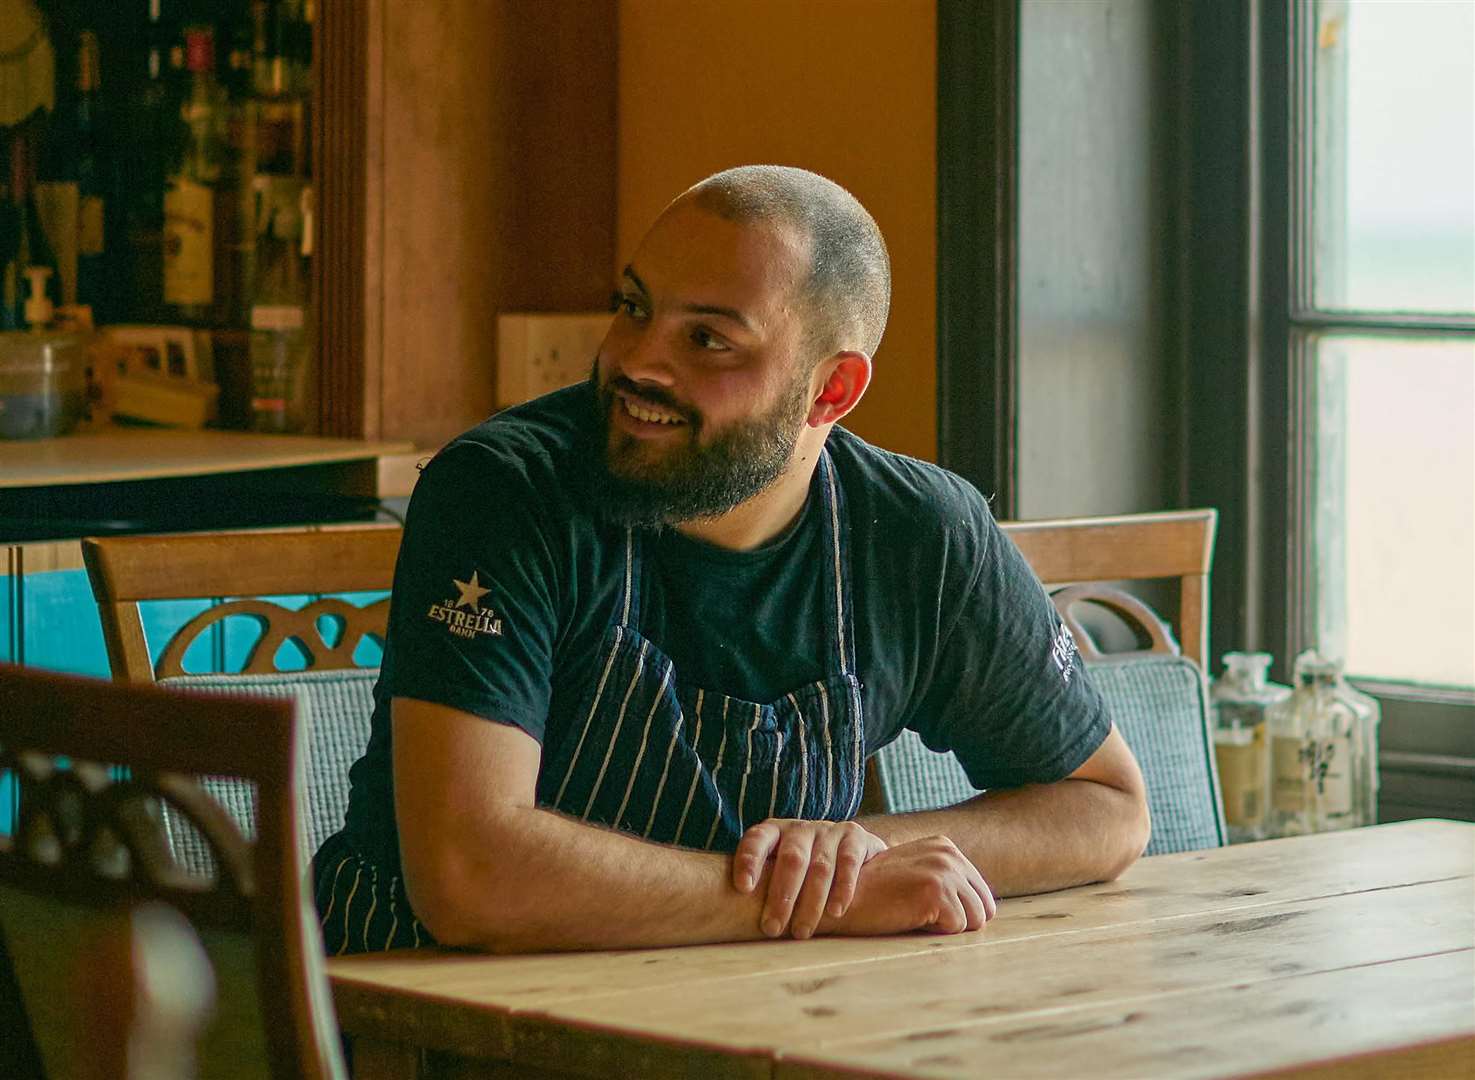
<box><xmin>1000</xmin><ymin>508</ymin><xmax>1218</xmax><ymax>668</ymax></box>
<box><xmin>81</xmin><ymin>525</ymin><xmax>402</xmax><ymax>683</ymax></box>
<box><xmin>0</xmin><ymin>663</ymin><xmax>346</xmax><ymax>1080</ymax></box>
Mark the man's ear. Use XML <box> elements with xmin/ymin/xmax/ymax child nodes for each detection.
<box><xmin>807</xmin><ymin>351</ymin><xmax>872</xmax><ymax>427</ymax></box>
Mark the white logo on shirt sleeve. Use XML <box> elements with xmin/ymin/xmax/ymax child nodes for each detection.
<box><xmin>1050</xmin><ymin>622</ymin><xmax>1078</xmax><ymax>683</ymax></box>
<box><xmin>426</xmin><ymin>571</ymin><xmax>504</xmax><ymax>639</ymax></box>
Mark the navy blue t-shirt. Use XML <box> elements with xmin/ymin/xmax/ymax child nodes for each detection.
<box><xmin>338</xmin><ymin>383</ymin><xmax>1110</xmax><ymax>867</ymax></box>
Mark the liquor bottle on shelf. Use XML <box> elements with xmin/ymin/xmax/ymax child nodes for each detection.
<box><xmin>1266</xmin><ymin>650</ymin><xmax>1381</xmax><ymax>837</ymax></box>
<box><xmin>248</xmin><ymin>177</ymin><xmax>311</xmax><ymax>432</ymax></box>
<box><xmin>70</xmin><ymin>30</ymin><xmax>108</xmax><ymax>318</ymax></box>
<box><xmin>222</xmin><ymin>5</ymin><xmax>257</xmax><ymax>104</ymax></box>
<box><xmin>163</xmin><ymin>26</ymin><xmax>223</xmax><ymax>323</ymax></box>
<box><xmin>1210</xmin><ymin>652</ymin><xmax>1289</xmax><ymax>843</ymax></box>
<box><xmin>250</xmin><ymin>0</ymin><xmax>311</xmax><ymax>177</ymax></box>
<box><xmin>117</xmin><ymin>0</ymin><xmax>180</xmax><ymax>322</ymax></box>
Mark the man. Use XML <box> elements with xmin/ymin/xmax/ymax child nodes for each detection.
<box><xmin>314</xmin><ymin>165</ymin><xmax>1149</xmax><ymax>955</ymax></box>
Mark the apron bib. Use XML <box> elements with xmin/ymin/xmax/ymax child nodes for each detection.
<box><xmin>539</xmin><ymin>449</ymin><xmax>866</xmax><ymax>852</ymax></box>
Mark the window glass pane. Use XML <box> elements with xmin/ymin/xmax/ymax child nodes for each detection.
<box><xmin>1312</xmin><ymin>1</ymin><xmax>1475</xmax><ymax>314</ymax></box>
<box><xmin>1312</xmin><ymin>335</ymin><xmax>1475</xmax><ymax>689</ymax></box>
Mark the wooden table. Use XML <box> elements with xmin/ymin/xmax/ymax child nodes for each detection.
<box><xmin>327</xmin><ymin>820</ymin><xmax>1475</xmax><ymax>1079</ymax></box>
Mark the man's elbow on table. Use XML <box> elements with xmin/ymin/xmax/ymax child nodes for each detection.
<box><xmin>393</xmin><ymin>699</ymin><xmax>552</xmax><ymax>953</ymax></box>
<box><xmin>399</xmin><ymin>838</ymin><xmax>522</xmax><ymax>953</ymax></box>
<box><xmin>1072</xmin><ymin>724</ymin><xmax>1152</xmax><ymax>883</ymax></box>
<box><xmin>1101</xmin><ymin>785</ymin><xmax>1152</xmax><ymax>881</ymax></box>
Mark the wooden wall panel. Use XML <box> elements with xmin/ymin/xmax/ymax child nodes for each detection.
<box><xmin>328</xmin><ymin>1</ymin><xmax>616</xmax><ymax>449</ymax></box>
<box><xmin>316</xmin><ymin>0</ymin><xmax>370</xmax><ymax>438</ymax></box>
<box><xmin>616</xmin><ymin>0</ymin><xmax>937</xmax><ymax>462</ymax></box>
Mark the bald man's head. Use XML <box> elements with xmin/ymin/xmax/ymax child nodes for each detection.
<box><xmin>679</xmin><ymin>166</ymin><xmax>891</xmax><ymax>362</ymax></box>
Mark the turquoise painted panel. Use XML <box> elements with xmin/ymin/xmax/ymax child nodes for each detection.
<box><xmin>22</xmin><ymin>570</ymin><xmax>108</xmax><ymax>676</ymax></box>
<box><xmin>339</xmin><ymin>590</ymin><xmax>388</xmax><ymax>666</ymax></box>
<box><xmin>1</xmin><ymin>563</ymin><xmax>15</xmax><ymax>663</ymax></box>
<box><xmin>224</xmin><ymin>594</ymin><xmax>311</xmax><ymax>672</ymax></box>
<box><xmin>139</xmin><ymin>599</ymin><xmax>215</xmax><ymax>674</ymax></box>
<box><xmin>336</xmin><ymin>590</ymin><xmax>391</xmax><ymax>606</ymax></box>
<box><xmin>0</xmin><ymin>772</ymin><xmax>13</xmax><ymax>836</ymax></box>
<box><xmin>351</xmin><ymin>635</ymin><xmax>384</xmax><ymax>667</ymax></box>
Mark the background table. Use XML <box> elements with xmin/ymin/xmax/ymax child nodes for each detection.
<box><xmin>327</xmin><ymin>819</ymin><xmax>1474</xmax><ymax>1079</ymax></box>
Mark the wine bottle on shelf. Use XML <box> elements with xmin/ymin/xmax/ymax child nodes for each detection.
<box><xmin>163</xmin><ymin>25</ymin><xmax>226</xmax><ymax>325</ymax></box>
<box><xmin>119</xmin><ymin>0</ymin><xmax>182</xmax><ymax>322</ymax></box>
<box><xmin>71</xmin><ymin>30</ymin><xmax>108</xmax><ymax>318</ymax></box>
<box><xmin>291</xmin><ymin>0</ymin><xmax>315</xmax><ymax>99</ymax></box>
<box><xmin>250</xmin><ymin>0</ymin><xmax>310</xmax><ymax>177</ymax></box>
<box><xmin>222</xmin><ymin>5</ymin><xmax>256</xmax><ymax>104</ymax></box>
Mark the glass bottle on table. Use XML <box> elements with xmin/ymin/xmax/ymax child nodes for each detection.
<box><xmin>1210</xmin><ymin>652</ymin><xmax>1289</xmax><ymax>843</ymax></box>
<box><xmin>1267</xmin><ymin>650</ymin><xmax>1380</xmax><ymax>837</ymax></box>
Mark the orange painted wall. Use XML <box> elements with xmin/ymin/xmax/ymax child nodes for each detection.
<box><xmin>616</xmin><ymin>0</ymin><xmax>937</xmax><ymax>461</ymax></box>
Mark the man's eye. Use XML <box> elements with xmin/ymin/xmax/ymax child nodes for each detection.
<box><xmin>692</xmin><ymin>327</ymin><xmax>729</xmax><ymax>351</ymax></box>
<box><xmin>611</xmin><ymin>292</ymin><xmax>648</xmax><ymax>320</ymax></box>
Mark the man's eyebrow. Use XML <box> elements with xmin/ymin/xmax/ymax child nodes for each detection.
<box><xmin>620</xmin><ymin>266</ymin><xmax>650</xmax><ymax>298</ymax></box>
<box><xmin>620</xmin><ymin>265</ymin><xmax>757</xmax><ymax>334</ymax></box>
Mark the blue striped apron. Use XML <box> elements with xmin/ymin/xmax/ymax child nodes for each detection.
<box><xmin>536</xmin><ymin>448</ymin><xmax>866</xmax><ymax>851</ymax></box>
<box><xmin>316</xmin><ymin>449</ymin><xmax>864</xmax><ymax>953</ymax></box>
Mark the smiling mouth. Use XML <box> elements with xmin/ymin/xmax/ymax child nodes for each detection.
<box><xmin>619</xmin><ymin>394</ymin><xmax>688</xmax><ymax>426</ymax></box>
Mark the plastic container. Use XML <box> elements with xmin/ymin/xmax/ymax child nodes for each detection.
<box><xmin>0</xmin><ymin>332</ymin><xmax>88</xmax><ymax>439</ymax></box>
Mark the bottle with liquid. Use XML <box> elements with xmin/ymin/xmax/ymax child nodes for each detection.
<box><xmin>248</xmin><ymin>179</ymin><xmax>311</xmax><ymax>432</ymax></box>
<box><xmin>1210</xmin><ymin>652</ymin><xmax>1289</xmax><ymax>843</ymax></box>
<box><xmin>116</xmin><ymin>0</ymin><xmax>179</xmax><ymax>321</ymax></box>
<box><xmin>70</xmin><ymin>30</ymin><xmax>108</xmax><ymax>317</ymax></box>
<box><xmin>163</xmin><ymin>25</ymin><xmax>227</xmax><ymax>323</ymax></box>
<box><xmin>250</xmin><ymin>0</ymin><xmax>311</xmax><ymax>177</ymax></box>
<box><xmin>1267</xmin><ymin>650</ymin><xmax>1381</xmax><ymax>837</ymax></box>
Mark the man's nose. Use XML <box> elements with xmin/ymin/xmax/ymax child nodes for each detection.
<box><xmin>608</xmin><ymin>319</ymin><xmax>678</xmax><ymax>387</ymax></box>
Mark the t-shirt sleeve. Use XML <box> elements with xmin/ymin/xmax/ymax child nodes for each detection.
<box><xmin>377</xmin><ymin>440</ymin><xmax>561</xmax><ymax>743</ymax></box>
<box><xmin>903</xmin><ymin>495</ymin><xmax>1111</xmax><ymax>790</ymax></box>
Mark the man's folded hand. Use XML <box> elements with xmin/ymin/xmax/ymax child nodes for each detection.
<box><xmin>733</xmin><ymin>818</ymin><xmax>888</xmax><ymax>939</ymax></box>
<box><xmin>816</xmin><ymin>836</ymin><xmax>997</xmax><ymax>937</ymax></box>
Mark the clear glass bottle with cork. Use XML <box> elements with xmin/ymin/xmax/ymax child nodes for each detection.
<box><xmin>1210</xmin><ymin>652</ymin><xmax>1289</xmax><ymax>842</ymax></box>
<box><xmin>1267</xmin><ymin>650</ymin><xmax>1381</xmax><ymax>837</ymax></box>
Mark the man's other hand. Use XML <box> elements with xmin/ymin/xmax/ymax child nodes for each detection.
<box><xmin>733</xmin><ymin>819</ymin><xmax>888</xmax><ymax>939</ymax></box>
<box><xmin>818</xmin><ymin>836</ymin><xmax>997</xmax><ymax>937</ymax></box>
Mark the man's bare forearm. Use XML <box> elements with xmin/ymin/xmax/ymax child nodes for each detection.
<box><xmin>861</xmin><ymin>777</ymin><xmax>1150</xmax><ymax>897</ymax></box>
<box><xmin>411</xmin><ymin>806</ymin><xmax>773</xmax><ymax>954</ymax></box>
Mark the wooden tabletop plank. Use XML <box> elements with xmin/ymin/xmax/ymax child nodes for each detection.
<box><xmin>527</xmin><ymin>876</ymin><xmax>1472</xmax><ymax>1068</ymax></box>
<box><xmin>773</xmin><ymin>950</ymin><xmax>1475</xmax><ymax>1080</ymax></box>
<box><xmin>328</xmin><ymin>820</ymin><xmax>1472</xmax><ymax>1018</ymax></box>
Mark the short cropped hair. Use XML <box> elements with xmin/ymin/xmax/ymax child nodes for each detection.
<box><xmin>687</xmin><ymin>166</ymin><xmax>891</xmax><ymax>360</ymax></box>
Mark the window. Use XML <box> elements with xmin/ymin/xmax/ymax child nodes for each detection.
<box><xmin>1288</xmin><ymin>0</ymin><xmax>1474</xmax><ymax>698</ymax></box>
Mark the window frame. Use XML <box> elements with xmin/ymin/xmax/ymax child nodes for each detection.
<box><xmin>1266</xmin><ymin>0</ymin><xmax>1474</xmax><ymax>768</ymax></box>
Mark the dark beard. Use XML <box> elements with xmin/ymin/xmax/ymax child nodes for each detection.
<box><xmin>590</xmin><ymin>367</ymin><xmax>811</xmax><ymax>528</ymax></box>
